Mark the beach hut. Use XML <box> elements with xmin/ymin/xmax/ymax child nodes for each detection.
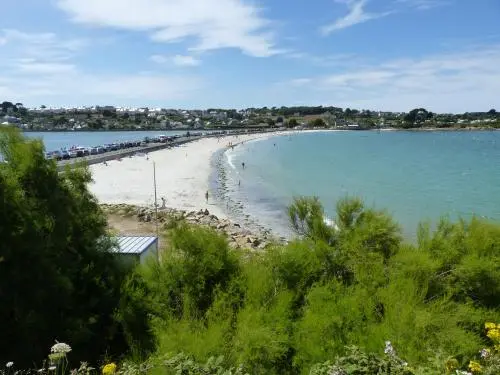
<box><xmin>113</xmin><ymin>236</ymin><xmax>158</xmax><ymax>265</ymax></box>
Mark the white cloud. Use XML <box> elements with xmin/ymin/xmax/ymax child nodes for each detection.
<box><xmin>279</xmin><ymin>45</ymin><xmax>500</xmax><ymax>112</ymax></box>
<box><xmin>0</xmin><ymin>29</ymin><xmax>203</xmax><ymax>106</ymax></box>
<box><xmin>289</xmin><ymin>78</ymin><xmax>312</xmax><ymax>87</ymax></box>
<box><xmin>285</xmin><ymin>51</ymin><xmax>359</xmax><ymax>67</ymax></box>
<box><xmin>56</xmin><ymin>0</ymin><xmax>280</xmax><ymax>57</ymax></box>
<box><xmin>0</xmin><ymin>69</ymin><xmax>202</xmax><ymax>106</ymax></box>
<box><xmin>321</xmin><ymin>0</ymin><xmax>393</xmax><ymax>34</ymax></box>
<box><xmin>16</xmin><ymin>62</ymin><xmax>77</xmax><ymax>74</ymax></box>
<box><xmin>394</xmin><ymin>0</ymin><xmax>449</xmax><ymax>10</ymax></box>
<box><xmin>150</xmin><ymin>54</ymin><xmax>169</xmax><ymax>64</ymax></box>
<box><xmin>172</xmin><ymin>55</ymin><xmax>201</xmax><ymax>67</ymax></box>
<box><xmin>151</xmin><ymin>54</ymin><xmax>201</xmax><ymax>66</ymax></box>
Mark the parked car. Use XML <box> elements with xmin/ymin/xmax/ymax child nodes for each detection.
<box><xmin>44</xmin><ymin>152</ymin><xmax>56</xmax><ymax>160</ymax></box>
<box><xmin>53</xmin><ymin>151</ymin><xmax>63</xmax><ymax>160</ymax></box>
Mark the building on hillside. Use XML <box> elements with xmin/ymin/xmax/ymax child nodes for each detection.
<box><xmin>113</xmin><ymin>236</ymin><xmax>158</xmax><ymax>265</ymax></box>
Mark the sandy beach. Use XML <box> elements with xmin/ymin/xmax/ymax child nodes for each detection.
<box><xmin>89</xmin><ymin>131</ymin><xmax>291</xmax><ymax>219</ymax></box>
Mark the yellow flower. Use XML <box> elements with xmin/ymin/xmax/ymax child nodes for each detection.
<box><xmin>445</xmin><ymin>358</ymin><xmax>459</xmax><ymax>372</ymax></box>
<box><xmin>102</xmin><ymin>363</ymin><xmax>117</xmax><ymax>375</ymax></box>
<box><xmin>485</xmin><ymin>322</ymin><xmax>496</xmax><ymax>330</ymax></box>
<box><xmin>468</xmin><ymin>360</ymin><xmax>482</xmax><ymax>373</ymax></box>
<box><xmin>486</xmin><ymin>328</ymin><xmax>500</xmax><ymax>342</ymax></box>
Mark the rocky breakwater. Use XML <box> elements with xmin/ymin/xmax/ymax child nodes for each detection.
<box><xmin>101</xmin><ymin>203</ymin><xmax>286</xmax><ymax>251</ymax></box>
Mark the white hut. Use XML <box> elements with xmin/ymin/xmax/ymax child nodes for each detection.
<box><xmin>113</xmin><ymin>236</ymin><xmax>158</xmax><ymax>265</ymax></box>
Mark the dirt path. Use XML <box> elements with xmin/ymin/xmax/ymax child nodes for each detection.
<box><xmin>107</xmin><ymin>214</ymin><xmax>158</xmax><ymax>236</ymax></box>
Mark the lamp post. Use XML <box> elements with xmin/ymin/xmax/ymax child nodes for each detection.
<box><xmin>153</xmin><ymin>161</ymin><xmax>160</xmax><ymax>260</ymax></box>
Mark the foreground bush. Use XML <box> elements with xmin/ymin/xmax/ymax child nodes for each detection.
<box><xmin>0</xmin><ymin>129</ymin><xmax>128</xmax><ymax>367</ymax></box>
<box><xmin>117</xmin><ymin>196</ymin><xmax>500</xmax><ymax>374</ymax></box>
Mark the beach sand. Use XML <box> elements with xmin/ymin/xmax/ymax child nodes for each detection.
<box><xmin>89</xmin><ymin>132</ymin><xmax>289</xmax><ymax>219</ymax></box>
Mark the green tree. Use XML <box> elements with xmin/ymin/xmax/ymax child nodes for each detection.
<box><xmin>1</xmin><ymin>101</ymin><xmax>14</xmax><ymax>113</ymax></box>
<box><xmin>0</xmin><ymin>129</ymin><xmax>128</xmax><ymax>367</ymax></box>
<box><xmin>309</xmin><ymin>118</ymin><xmax>327</xmax><ymax>128</ymax></box>
<box><xmin>287</xmin><ymin>118</ymin><xmax>298</xmax><ymax>128</ymax></box>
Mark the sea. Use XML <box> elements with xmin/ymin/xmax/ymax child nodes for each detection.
<box><xmin>23</xmin><ymin>130</ymin><xmax>205</xmax><ymax>151</ymax></box>
<box><xmin>215</xmin><ymin>130</ymin><xmax>500</xmax><ymax>240</ymax></box>
<box><xmin>22</xmin><ymin>130</ymin><xmax>500</xmax><ymax>240</ymax></box>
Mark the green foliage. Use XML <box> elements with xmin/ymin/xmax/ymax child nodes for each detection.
<box><xmin>309</xmin><ymin>346</ymin><xmax>413</xmax><ymax>375</ymax></box>
<box><xmin>309</xmin><ymin>118</ymin><xmax>327</xmax><ymax>128</ymax></box>
<box><xmin>114</xmin><ymin>196</ymin><xmax>500</xmax><ymax>373</ymax></box>
<box><xmin>0</xmin><ymin>128</ymin><xmax>128</xmax><ymax>367</ymax></box>
<box><xmin>4</xmin><ymin>151</ymin><xmax>494</xmax><ymax>375</ymax></box>
<box><xmin>287</xmin><ymin>118</ymin><xmax>299</xmax><ymax>128</ymax></box>
<box><xmin>288</xmin><ymin>196</ymin><xmax>334</xmax><ymax>243</ymax></box>
<box><xmin>118</xmin><ymin>223</ymin><xmax>241</xmax><ymax>361</ymax></box>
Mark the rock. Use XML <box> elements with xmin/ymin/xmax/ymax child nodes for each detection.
<box><xmin>235</xmin><ymin>236</ymin><xmax>249</xmax><ymax>248</ymax></box>
<box><xmin>252</xmin><ymin>237</ymin><xmax>262</xmax><ymax>247</ymax></box>
<box><xmin>233</xmin><ymin>223</ymin><xmax>241</xmax><ymax>228</ymax></box>
<box><xmin>217</xmin><ymin>222</ymin><xmax>228</xmax><ymax>230</ymax></box>
<box><xmin>144</xmin><ymin>214</ymin><xmax>152</xmax><ymax>222</ymax></box>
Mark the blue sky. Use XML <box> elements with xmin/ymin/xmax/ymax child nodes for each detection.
<box><xmin>0</xmin><ymin>0</ymin><xmax>499</xmax><ymax>112</ymax></box>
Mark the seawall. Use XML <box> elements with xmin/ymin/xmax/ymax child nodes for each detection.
<box><xmin>56</xmin><ymin>136</ymin><xmax>203</xmax><ymax>172</ymax></box>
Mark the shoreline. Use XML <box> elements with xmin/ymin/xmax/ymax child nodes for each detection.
<box><xmin>88</xmin><ymin>130</ymin><xmax>303</xmax><ymax>226</ymax></box>
<box><xmin>89</xmin><ymin>129</ymin><xmax>327</xmax><ymax>241</ymax></box>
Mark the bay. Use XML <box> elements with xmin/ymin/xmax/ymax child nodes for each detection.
<box><xmin>24</xmin><ymin>130</ymin><xmax>208</xmax><ymax>151</ymax></box>
<box><xmin>219</xmin><ymin>130</ymin><xmax>500</xmax><ymax>239</ymax></box>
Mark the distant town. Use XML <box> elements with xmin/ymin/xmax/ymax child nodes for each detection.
<box><xmin>1</xmin><ymin>101</ymin><xmax>499</xmax><ymax>131</ymax></box>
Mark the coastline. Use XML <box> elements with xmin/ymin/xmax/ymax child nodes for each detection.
<box><xmin>89</xmin><ymin>129</ymin><xmax>331</xmax><ymax>241</ymax></box>
<box><xmin>89</xmin><ymin>130</ymin><xmax>300</xmax><ymax>224</ymax></box>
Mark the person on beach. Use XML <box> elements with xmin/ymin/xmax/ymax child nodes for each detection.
<box><xmin>205</xmin><ymin>190</ymin><xmax>209</xmax><ymax>203</ymax></box>
<box><xmin>238</xmin><ymin>180</ymin><xmax>241</xmax><ymax>187</ymax></box>
<box><xmin>161</xmin><ymin>197</ymin><xmax>166</xmax><ymax>208</ymax></box>
<box><xmin>242</xmin><ymin>162</ymin><xmax>245</xmax><ymax>169</ymax></box>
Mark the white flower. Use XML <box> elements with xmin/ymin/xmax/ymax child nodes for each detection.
<box><xmin>384</xmin><ymin>340</ymin><xmax>396</xmax><ymax>356</ymax></box>
<box><xmin>455</xmin><ymin>371</ymin><xmax>472</xmax><ymax>375</ymax></box>
<box><xmin>480</xmin><ymin>348</ymin><xmax>490</xmax><ymax>358</ymax></box>
<box><xmin>6</xmin><ymin>362</ymin><xmax>14</xmax><ymax>368</ymax></box>
<box><xmin>48</xmin><ymin>366</ymin><xmax>57</xmax><ymax>371</ymax></box>
<box><xmin>51</xmin><ymin>341</ymin><xmax>72</xmax><ymax>354</ymax></box>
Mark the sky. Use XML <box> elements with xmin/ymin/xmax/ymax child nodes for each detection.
<box><xmin>0</xmin><ymin>0</ymin><xmax>499</xmax><ymax>112</ymax></box>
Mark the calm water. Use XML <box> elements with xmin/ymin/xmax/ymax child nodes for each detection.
<box><xmin>24</xmin><ymin>130</ymin><xmax>206</xmax><ymax>151</ymax></box>
<box><xmin>219</xmin><ymin>131</ymin><xmax>500</xmax><ymax>239</ymax></box>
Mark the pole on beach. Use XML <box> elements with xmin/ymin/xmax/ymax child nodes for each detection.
<box><xmin>153</xmin><ymin>161</ymin><xmax>160</xmax><ymax>261</ymax></box>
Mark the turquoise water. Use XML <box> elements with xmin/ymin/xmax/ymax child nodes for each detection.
<box><xmin>24</xmin><ymin>130</ymin><xmax>205</xmax><ymax>151</ymax></box>
<box><xmin>219</xmin><ymin>131</ymin><xmax>500</xmax><ymax>239</ymax></box>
